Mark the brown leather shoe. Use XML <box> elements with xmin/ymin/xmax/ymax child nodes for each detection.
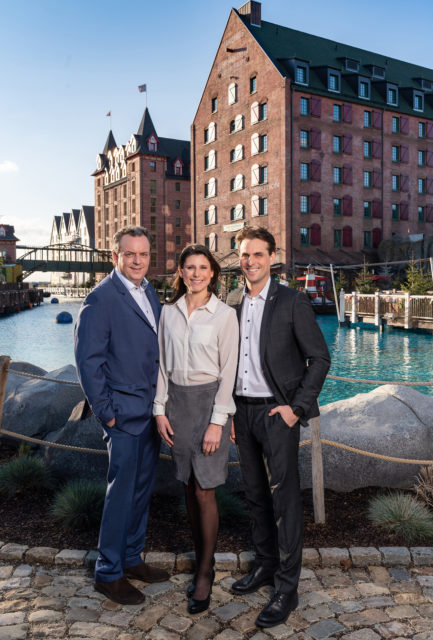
<box><xmin>94</xmin><ymin>576</ymin><xmax>145</xmax><ymax>605</ymax></box>
<box><xmin>124</xmin><ymin>562</ymin><xmax>169</xmax><ymax>583</ymax></box>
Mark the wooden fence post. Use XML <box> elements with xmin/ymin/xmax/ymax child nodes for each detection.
<box><xmin>310</xmin><ymin>415</ymin><xmax>326</xmax><ymax>524</ymax></box>
<box><xmin>0</xmin><ymin>355</ymin><xmax>11</xmax><ymax>433</ymax></box>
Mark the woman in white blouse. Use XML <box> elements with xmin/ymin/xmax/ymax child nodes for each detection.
<box><xmin>154</xmin><ymin>244</ymin><xmax>239</xmax><ymax>614</ymax></box>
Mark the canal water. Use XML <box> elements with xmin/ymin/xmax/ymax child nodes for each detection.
<box><xmin>1</xmin><ymin>299</ymin><xmax>432</xmax><ymax>406</ymax></box>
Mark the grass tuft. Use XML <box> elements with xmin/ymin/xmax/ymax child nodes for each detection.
<box><xmin>51</xmin><ymin>479</ymin><xmax>106</xmax><ymax>531</ymax></box>
<box><xmin>368</xmin><ymin>491</ymin><xmax>433</xmax><ymax>543</ymax></box>
<box><xmin>0</xmin><ymin>456</ymin><xmax>55</xmax><ymax>498</ymax></box>
<box><xmin>413</xmin><ymin>466</ymin><xmax>433</xmax><ymax>510</ymax></box>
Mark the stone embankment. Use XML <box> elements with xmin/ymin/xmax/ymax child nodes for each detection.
<box><xmin>1</xmin><ymin>541</ymin><xmax>433</xmax><ymax>639</ymax></box>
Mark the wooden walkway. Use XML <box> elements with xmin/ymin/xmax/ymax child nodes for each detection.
<box><xmin>340</xmin><ymin>291</ymin><xmax>433</xmax><ymax>330</ymax></box>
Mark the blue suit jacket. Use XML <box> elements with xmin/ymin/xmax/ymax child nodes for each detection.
<box><xmin>74</xmin><ymin>270</ymin><xmax>161</xmax><ymax>435</ymax></box>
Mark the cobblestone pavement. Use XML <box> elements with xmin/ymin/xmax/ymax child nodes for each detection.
<box><xmin>1</xmin><ymin>543</ymin><xmax>433</xmax><ymax>639</ymax></box>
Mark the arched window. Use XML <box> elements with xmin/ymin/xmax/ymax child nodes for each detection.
<box><xmin>209</xmin><ymin>232</ymin><xmax>217</xmax><ymax>251</ymax></box>
<box><xmin>231</xmin><ymin>174</ymin><xmax>244</xmax><ymax>191</ymax></box>
<box><xmin>231</xmin><ymin>204</ymin><xmax>244</xmax><ymax>221</ymax></box>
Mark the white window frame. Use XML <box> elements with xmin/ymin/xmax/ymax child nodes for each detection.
<box><xmin>228</xmin><ymin>82</ymin><xmax>238</xmax><ymax>105</ymax></box>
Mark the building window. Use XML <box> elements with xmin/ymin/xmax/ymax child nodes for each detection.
<box><xmin>392</xmin><ymin>145</ymin><xmax>399</xmax><ymax>162</ymax></box>
<box><xmin>230</xmin><ymin>204</ymin><xmax>244</xmax><ymax>221</ymax></box>
<box><xmin>150</xmin><ymin>179</ymin><xmax>156</xmax><ymax>194</ymax></box>
<box><xmin>250</xmin><ymin>76</ymin><xmax>257</xmax><ymax>94</ymax></box>
<box><xmin>359</xmin><ymin>78</ymin><xmax>370</xmax><ymax>99</ymax></box>
<box><xmin>175</xmin><ymin>200</ymin><xmax>180</xmax><ymax>209</ymax></box>
<box><xmin>204</xmin><ymin>177</ymin><xmax>216</xmax><ymax>198</ymax></box>
<box><xmin>150</xmin><ymin>197</ymin><xmax>156</xmax><ymax>212</ymax></box>
<box><xmin>333</xmin><ymin>198</ymin><xmax>342</xmax><ymax>216</ymax></box>
<box><xmin>259</xmin><ymin>165</ymin><xmax>268</xmax><ymax>184</ymax></box>
<box><xmin>300</xmin><ymin>195</ymin><xmax>309</xmax><ymax>213</ymax></box>
<box><xmin>211</xmin><ymin>96</ymin><xmax>218</xmax><ymax>113</ymax></box>
<box><xmin>252</xmin><ymin>133</ymin><xmax>267</xmax><ymax>154</ymax></box>
<box><xmin>230</xmin><ymin>174</ymin><xmax>244</xmax><ymax>191</ymax></box>
<box><xmin>148</xmin><ymin>134</ymin><xmax>157</xmax><ymax>151</ymax></box>
<box><xmin>295</xmin><ymin>64</ymin><xmax>308</xmax><ymax>85</ymax></box>
<box><xmin>364</xmin><ymin>111</ymin><xmax>372</xmax><ymax>128</ymax></box>
<box><xmin>364</xmin><ymin>171</ymin><xmax>372</xmax><ymax>188</ymax></box>
<box><xmin>387</xmin><ymin>85</ymin><xmax>398</xmax><ymax>106</ymax></box>
<box><xmin>418</xmin><ymin>206</ymin><xmax>425</xmax><ymax>222</ymax></box>
<box><xmin>300</xmin><ymin>227</ymin><xmax>309</xmax><ymax>246</ymax></box>
<box><xmin>230</xmin><ymin>144</ymin><xmax>244</xmax><ymax>162</ymax></box>
<box><xmin>228</xmin><ymin>82</ymin><xmax>238</xmax><ymax>105</ymax></box>
<box><xmin>231</xmin><ymin>237</ymin><xmax>237</xmax><ymax>250</ymax></box>
<box><xmin>175</xmin><ymin>217</ymin><xmax>181</xmax><ymax>227</ymax></box>
<box><xmin>204</xmin><ymin>121</ymin><xmax>216</xmax><ymax>143</ymax></box>
<box><xmin>364</xmin><ymin>141</ymin><xmax>372</xmax><ymax>158</ymax></box>
<box><xmin>364</xmin><ymin>231</ymin><xmax>371</xmax><ymax>248</ymax></box>
<box><xmin>418</xmin><ymin>178</ymin><xmax>425</xmax><ymax>194</ymax></box>
<box><xmin>258</xmin><ymin>102</ymin><xmax>267</xmax><ymax>121</ymax></box>
<box><xmin>301</xmin><ymin>163</ymin><xmax>310</xmax><ymax>181</ymax></box>
<box><xmin>258</xmin><ymin>197</ymin><xmax>268</xmax><ymax>216</ymax></box>
<box><xmin>150</xmin><ymin>161</ymin><xmax>156</xmax><ymax>172</ymax></box>
<box><xmin>300</xmin><ymin>130</ymin><xmax>309</xmax><ymax>148</ymax></box>
<box><xmin>392</xmin><ymin>175</ymin><xmax>399</xmax><ymax>191</ymax></box>
<box><xmin>334</xmin><ymin>229</ymin><xmax>342</xmax><ymax>247</ymax></box>
<box><xmin>414</xmin><ymin>92</ymin><xmax>424</xmax><ymax>112</ymax></box>
<box><xmin>333</xmin><ymin>104</ymin><xmax>342</xmax><ymax>122</ymax></box>
<box><xmin>418</xmin><ymin>150</ymin><xmax>426</xmax><ymax>166</ymax></box>
<box><xmin>150</xmin><ymin>216</ymin><xmax>156</xmax><ymax>231</ymax></box>
<box><xmin>419</xmin><ymin>122</ymin><xmax>426</xmax><ymax>138</ymax></box>
<box><xmin>300</xmin><ymin>97</ymin><xmax>309</xmax><ymax>115</ymax></box>
<box><xmin>333</xmin><ymin>167</ymin><xmax>342</xmax><ymax>184</ymax></box>
<box><xmin>392</xmin><ymin>203</ymin><xmax>399</xmax><ymax>220</ymax></box>
<box><xmin>175</xmin><ymin>182</ymin><xmax>181</xmax><ymax>192</ymax></box>
<box><xmin>204</xmin><ymin>205</ymin><xmax>216</xmax><ymax>226</ymax></box>
<box><xmin>333</xmin><ymin>136</ymin><xmax>342</xmax><ymax>153</ymax></box>
<box><xmin>175</xmin><ymin>235</ymin><xmax>181</xmax><ymax>245</ymax></box>
<box><xmin>392</xmin><ymin>116</ymin><xmax>399</xmax><ymax>133</ymax></box>
<box><xmin>328</xmin><ymin>70</ymin><xmax>340</xmax><ymax>92</ymax></box>
<box><xmin>230</xmin><ymin>114</ymin><xmax>244</xmax><ymax>133</ymax></box>
<box><xmin>364</xmin><ymin>201</ymin><xmax>372</xmax><ymax>218</ymax></box>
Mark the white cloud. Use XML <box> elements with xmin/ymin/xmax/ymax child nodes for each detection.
<box><xmin>0</xmin><ymin>160</ymin><xmax>19</xmax><ymax>173</ymax></box>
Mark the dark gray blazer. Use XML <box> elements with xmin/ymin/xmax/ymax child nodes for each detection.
<box><xmin>229</xmin><ymin>279</ymin><xmax>331</xmax><ymax>425</ymax></box>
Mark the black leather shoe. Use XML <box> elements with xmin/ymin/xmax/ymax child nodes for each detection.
<box><xmin>231</xmin><ymin>566</ymin><xmax>275</xmax><ymax>595</ymax></box>
<box><xmin>186</xmin><ymin>556</ymin><xmax>215</xmax><ymax>598</ymax></box>
<box><xmin>255</xmin><ymin>590</ymin><xmax>299</xmax><ymax>628</ymax></box>
<box><xmin>187</xmin><ymin>570</ymin><xmax>215</xmax><ymax>614</ymax></box>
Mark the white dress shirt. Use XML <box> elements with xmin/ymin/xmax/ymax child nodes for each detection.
<box><xmin>236</xmin><ymin>277</ymin><xmax>274</xmax><ymax>397</ymax></box>
<box><xmin>115</xmin><ymin>268</ymin><xmax>157</xmax><ymax>333</ymax></box>
<box><xmin>153</xmin><ymin>293</ymin><xmax>239</xmax><ymax>425</ymax></box>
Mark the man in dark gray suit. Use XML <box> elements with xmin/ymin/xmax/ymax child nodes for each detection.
<box><xmin>229</xmin><ymin>226</ymin><xmax>330</xmax><ymax>629</ymax></box>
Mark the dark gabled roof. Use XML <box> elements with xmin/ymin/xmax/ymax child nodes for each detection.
<box><xmin>103</xmin><ymin>130</ymin><xmax>117</xmax><ymax>154</ymax></box>
<box><xmin>53</xmin><ymin>216</ymin><xmax>61</xmax><ymax>234</ymax></box>
<box><xmin>0</xmin><ymin>224</ymin><xmax>19</xmax><ymax>242</ymax></box>
<box><xmin>81</xmin><ymin>206</ymin><xmax>95</xmax><ymax>241</ymax></box>
<box><xmin>240</xmin><ymin>13</ymin><xmax>433</xmax><ymax>118</ymax></box>
<box><xmin>160</xmin><ymin>137</ymin><xmax>191</xmax><ymax>178</ymax></box>
<box><xmin>71</xmin><ymin>208</ymin><xmax>80</xmax><ymax>228</ymax></box>
<box><xmin>62</xmin><ymin>212</ymin><xmax>70</xmax><ymax>230</ymax></box>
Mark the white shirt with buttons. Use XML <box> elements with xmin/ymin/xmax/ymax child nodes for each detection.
<box><xmin>235</xmin><ymin>277</ymin><xmax>274</xmax><ymax>397</ymax></box>
<box><xmin>115</xmin><ymin>268</ymin><xmax>157</xmax><ymax>333</ymax></box>
<box><xmin>153</xmin><ymin>293</ymin><xmax>239</xmax><ymax>426</ymax></box>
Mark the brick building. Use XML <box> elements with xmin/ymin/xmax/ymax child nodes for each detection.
<box><xmin>191</xmin><ymin>1</ymin><xmax>433</xmax><ymax>269</ymax></box>
<box><xmin>0</xmin><ymin>224</ymin><xmax>19</xmax><ymax>264</ymax></box>
<box><xmin>93</xmin><ymin>108</ymin><xmax>191</xmax><ymax>277</ymax></box>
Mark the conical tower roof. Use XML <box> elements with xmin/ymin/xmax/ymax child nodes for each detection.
<box><xmin>137</xmin><ymin>108</ymin><xmax>157</xmax><ymax>140</ymax></box>
<box><xmin>103</xmin><ymin>130</ymin><xmax>117</xmax><ymax>154</ymax></box>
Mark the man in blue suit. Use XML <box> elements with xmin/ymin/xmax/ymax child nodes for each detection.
<box><xmin>75</xmin><ymin>226</ymin><xmax>168</xmax><ymax>605</ymax></box>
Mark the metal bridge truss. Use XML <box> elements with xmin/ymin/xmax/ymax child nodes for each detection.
<box><xmin>16</xmin><ymin>243</ymin><xmax>113</xmax><ymax>279</ymax></box>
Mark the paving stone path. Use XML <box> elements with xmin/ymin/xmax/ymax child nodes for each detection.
<box><xmin>1</xmin><ymin>543</ymin><xmax>433</xmax><ymax>639</ymax></box>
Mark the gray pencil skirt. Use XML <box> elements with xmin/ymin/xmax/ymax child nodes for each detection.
<box><xmin>166</xmin><ymin>380</ymin><xmax>231</xmax><ymax>490</ymax></box>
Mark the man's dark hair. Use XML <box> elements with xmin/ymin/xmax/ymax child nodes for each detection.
<box><xmin>235</xmin><ymin>226</ymin><xmax>276</xmax><ymax>255</ymax></box>
<box><xmin>112</xmin><ymin>226</ymin><xmax>152</xmax><ymax>254</ymax></box>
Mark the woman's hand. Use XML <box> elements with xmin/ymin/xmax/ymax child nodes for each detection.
<box><xmin>156</xmin><ymin>415</ymin><xmax>174</xmax><ymax>447</ymax></box>
<box><xmin>202</xmin><ymin>423</ymin><xmax>223</xmax><ymax>456</ymax></box>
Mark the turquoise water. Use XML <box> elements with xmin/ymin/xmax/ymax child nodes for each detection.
<box><xmin>1</xmin><ymin>301</ymin><xmax>432</xmax><ymax>405</ymax></box>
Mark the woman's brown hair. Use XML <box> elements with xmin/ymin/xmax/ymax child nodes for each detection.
<box><xmin>170</xmin><ymin>244</ymin><xmax>221</xmax><ymax>304</ymax></box>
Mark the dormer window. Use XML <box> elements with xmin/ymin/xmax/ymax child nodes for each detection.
<box><xmin>413</xmin><ymin>91</ymin><xmax>424</xmax><ymax>112</ymax></box>
<box><xmin>371</xmin><ymin>65</ymin><xmax>385</xmax><ymax>79</ymax></box>
<box><xmin>345</xmin><ymin>58</ymin><xmax>359</xmax><ymax>72</ymax></box>
<box><xmin>148</xmin><ymin>134</ymin><xmax>158</xmax><ymax>152</ymax></box>
<box><xmin>0</xmin><ymin>226</ymin><xmax>5</xmax><ymax>237</ymax></box>
<box><xmin>295</xmin><ymin>63</ymin><xmax>309</xmax><ymax>86</ymax></box>
<box><xmin>328</xmin><ymin>69</ymin><xmax>341</xmax><ymax>93</ymax></box>
<box><xmin>420</xmin><ymin>78</ymin><xmax>433</xmax><ymax>92</ymax></box>
<box><xmin>358</xmin><ymin>77</ymin><xmax>371</xmax><ymax>100</ymax></box>
<box><xmin>387</xmin><ymin>84</ymin><xmax>398</xmax><ymax>106</ymax></box>
<box><xmin>174</xmin><ymin>159</ymin><xmax>183</xmax><ymax>176</ymax></box>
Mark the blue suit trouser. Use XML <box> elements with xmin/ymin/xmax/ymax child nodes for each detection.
<box><xmin>95</xmin><ymin>421</ymin><xmax>159</xmax><ymax>582</ymax></box>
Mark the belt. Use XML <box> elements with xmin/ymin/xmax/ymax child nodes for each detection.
<box><xmin>235</xmin><ymin>395</ymin><xmax>277</xmax><ymax>405</ymax></box>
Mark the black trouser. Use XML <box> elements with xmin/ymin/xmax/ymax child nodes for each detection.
<box><xmin>234</xmin><ymin>400</ymin><xmax>303</xmax><ymax>594</ymax></box>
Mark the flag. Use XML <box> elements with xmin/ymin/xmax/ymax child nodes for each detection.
<box><xmin>138</xmin><ymin>84</ymin><xmax>147</xmax><ymax>93</ymax></box>
<box><xmin>106</xmin><ymin>111</ymin><xmax>111</xmax><ymax>117</ymax></box>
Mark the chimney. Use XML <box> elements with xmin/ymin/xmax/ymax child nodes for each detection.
<box><xmin>238</xmin><ymin>1</ymin><xmax>261</xmax><ymax>27</ymax></box>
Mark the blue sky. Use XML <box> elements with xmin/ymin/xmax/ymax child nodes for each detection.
<box><xmin>1</xmin><ymin>0</ymin><xmax>433</xmax><ymax>246</ymax></box>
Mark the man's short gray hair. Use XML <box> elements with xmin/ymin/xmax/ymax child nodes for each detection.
<box><xmin>112</xmin><ymin>226</ymin><xmax>152</xmax><ymax>254</ymax></box>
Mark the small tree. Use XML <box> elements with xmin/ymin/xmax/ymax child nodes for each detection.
<box><xmin>355</xmin><ymin>262</ymin><xmax>377</xmax><ymax>293</ymax></box>
<box><xmin>401</xmin><ymin>259</ymin><xmax>433</xmax><ymax>295</ymax></box>
<box><xmin>334</xmin><ymin>269</ymin><xmax>349</xmax><ymax>296</ymax></box>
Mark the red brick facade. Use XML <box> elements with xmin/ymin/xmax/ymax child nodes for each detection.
<box><xmin>192</xmin><ymin>2</ymin><xmax>433</xmax><ymax>269</ymax></box>
<box><xmin>0</xmin><ymin>224</ymin><xmax>18</xmax><ymax>263</ymax></box>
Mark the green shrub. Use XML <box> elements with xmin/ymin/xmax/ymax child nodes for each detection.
<box><xmin>368</xmin><ymin>491</ymin><xmax>433</xmax><ymax>543</ymax></box>
<box><xmin>0</xmin><ymin>456</ymin><xmax>55</xmax><ymax>498</ymax></box>
<box><xmin>51</xmin><ymin>479</ymin><xmax>106</xmax><ymax>531</ymax></box>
